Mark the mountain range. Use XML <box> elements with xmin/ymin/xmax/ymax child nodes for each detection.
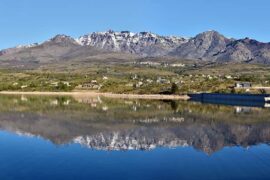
<box><xmin>1</xmin><ymin>30</ymin><xmax>270</xmax><ymax>65</ymax></box>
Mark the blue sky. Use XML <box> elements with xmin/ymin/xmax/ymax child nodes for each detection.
<box><xmin>0</xmin><ymin>0</ymin><xmax>269</xmax><ymax>49</ymax></box>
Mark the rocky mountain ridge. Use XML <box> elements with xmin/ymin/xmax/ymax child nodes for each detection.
<box><xmin>1</xmin><ymin>30</ymin><xmax>270</xmax><ymax>64</ymax></box>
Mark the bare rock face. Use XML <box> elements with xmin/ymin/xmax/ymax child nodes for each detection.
<box><xmin>170</xmin><ymin>31</ymin><xmax>232</xmax><ymax>60</ymax></box>
<box><xmin>215</xmin><ymin>40</ymin><xmax>253</xmax><ymax>62</ymax></box>
<box><xmin>214</xmin><ymin>38</ymin><xmax>270</xmax><ymax>63</ymax></box>
<box><xmin>42</xmin><ymin>34</ymin><xmax>79</xmax><ymax>47</ymax></box>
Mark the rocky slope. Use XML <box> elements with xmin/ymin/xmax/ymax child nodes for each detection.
<box><xmin>169</xmin><ymin>31</ymin><xmax>233</xmax><ymax>60</ymax></box>
<box><xmin>0</xmin><ymin>35</ymin><xmax>104</xmax><ymax>62</ymax></box>
<box><xmin>170</xmin><ymin>31</ymin><xmax>270</xmax><ymax>63</ymax></box>
<box><xmin>214</xmin><ymin>38</ymin><xmax>270</xmax><ymax>64</ymax></box>
<box><xmin>1</xmin><ymin>30</ymin><xmax>270</xmax><ymax>64</ymax></box>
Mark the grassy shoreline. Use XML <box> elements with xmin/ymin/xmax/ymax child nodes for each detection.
<box><xmin>0</xmin><ymin>91</ymin><xmax>190</xmax><ymax>100</ymax></box>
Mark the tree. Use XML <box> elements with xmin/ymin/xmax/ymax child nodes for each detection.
<box><xmin>171</xmin><ymin>83</ymin><xmax>179</xmax><ymax>94</ymax></box>
<box><xmin>57</xmin><ymin>82</ymin><xmax>69</xmax><ymax>91</ymax></box>
<box><xmin>259</xmin><ymin>89</ymin><xmax>267</xmax><ymax>94</ymax></box>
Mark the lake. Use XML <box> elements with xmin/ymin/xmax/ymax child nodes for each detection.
<box><xmin>0</xmin><ymin>94</ymin><xmax>270</xmax><ymax>180</ymax></box>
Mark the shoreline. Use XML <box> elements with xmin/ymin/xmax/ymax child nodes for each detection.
<box><xmin>0</xmin><ymin>91</ymin><xmax>190</xmax><ymax>100</ymax></box>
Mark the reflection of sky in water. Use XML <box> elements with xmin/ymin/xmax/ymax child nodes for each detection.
<box><xmin>0</xmin><ymin>95</ymin><xmax>270</xmax><ymax>179</ymax></box>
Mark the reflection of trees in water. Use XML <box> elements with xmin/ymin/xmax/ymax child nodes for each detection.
<box><xmin>0</xmin><ymin>95</ymin><xmax>270</xmax><ymax>154</ymax></box>
<box><xmin>170</xmin><ymin>101</ymin><xmax>179</xmax><ymax>112</ymax></box>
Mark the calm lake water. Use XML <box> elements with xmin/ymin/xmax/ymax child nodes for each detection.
<box><xmin>0</xmin><ymin>95</ymin><xmax>270</xmax><ymax>180</ymax></box>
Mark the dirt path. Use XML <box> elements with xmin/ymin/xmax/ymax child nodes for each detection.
<box><xmin>0</xmin><ymin>91</ymin><xmax>190</xmax><ymax>100</ymax></box>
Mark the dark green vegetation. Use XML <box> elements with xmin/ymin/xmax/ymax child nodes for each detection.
<box><xmin>1</xmin><ymin>60</ymin><xmax>270</xmax><ymax>94</ymax></box>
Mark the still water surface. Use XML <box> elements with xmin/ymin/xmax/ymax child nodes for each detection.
<box><xmin>0</xmin><ymin>95</ymin><xmax>270</xmax><ymax>179</ymax></box>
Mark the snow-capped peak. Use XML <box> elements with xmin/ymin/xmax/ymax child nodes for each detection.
<box><xmin>76</xmin><ymin>30</ymin><xmax>188</xmax><ymax>56</ymax></box>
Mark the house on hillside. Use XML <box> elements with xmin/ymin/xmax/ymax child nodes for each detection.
<box><xmin>51</xmin><ymin>82</ymin><xmax>59</xmax><ymax>87</ymax></box>
<box><xmin>235</xmin><ymin>82</ymin><xmax>252</xmax><ymax>88</ymax></box>
<box><xmin>170</xmin><ymin>63</ymin><xmax>185</xmax><ymax>67</ymax></box>
<box><xmin>81</xmin><ymin>80</ymin><xmax>101</xmax><ymax>89</ymax></box>
<box><xmin>157</xmin><ymin>77</ymin><xmax>170</xmax><ymax>84</ymax></box>
<box><xmin>62</xmin><ymin>81</ymin><xmax>71</xmax><ymax>87</ymax></box>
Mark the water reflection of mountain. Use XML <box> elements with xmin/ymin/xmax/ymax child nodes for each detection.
<box><xmin>0</xmin><ymin>95</ymin><xmax>270</xmax><ymax>154</ymax></box>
